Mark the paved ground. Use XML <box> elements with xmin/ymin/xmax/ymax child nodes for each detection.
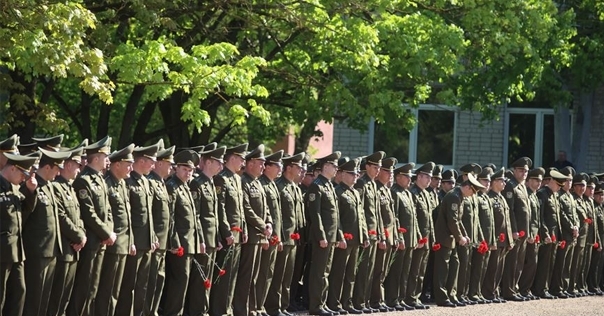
<box><xmin>293</xmin><ymin>295</ymin><xmax>604</xmax><ymax>315</ymax></box>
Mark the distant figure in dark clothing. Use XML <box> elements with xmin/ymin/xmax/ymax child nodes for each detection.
<box><xmin>553</xmin><ymin>150</ymin><xmax>574</xmax><ymax>170</ymax></box>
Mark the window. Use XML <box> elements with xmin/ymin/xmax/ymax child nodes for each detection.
<box><xmin>372</xmin><ymin>104</ymin><xmax>456</xmax><ymax>167</ymax></box>
<box><xmin>502</xmin><ymin>108</ymin><xmax>556</xmax><ymax>168</ymax></box>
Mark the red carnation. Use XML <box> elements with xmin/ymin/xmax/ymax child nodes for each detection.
<box><xmin>290</xmin><ymin>233</ymin><xmax>300</xmax><ymax>240</ymax></box>
<box><xmin>594</xmin><ymin>242</ymin><xmax>600</xmax><ymax>249</ymax></box>
<box><xmin>384</xmin><ymin>229</ymin><xmax>390</xmax><ymax>239</ymax></box>
<box><xmin>176</xmin><ymin>246</ymin><xmax>184</xmax><ymax>257</ymax></box>
<box><xmin>368</xmin><ymin>230</ymin><xmax>377</xmax><ymax>236</ymax></box>
<box><xmin>344</xmin><ymin>233</ymin><xmax>353</xmax><ymax>240</ymax></box>
<box><xmin>518</xmin><ymin>230</ymin><xmax>526</xmax><ymax>238</ymax></box>
<box><xmin>231</xmin><ymin>226</ymin><xmax>243</xmax><ymax>233</ymax></box>
<box><xmin>419</xmin><ymin>237</ymin><xmax>428</xmax><ymax>244</ymax></box>
<box><xmin>585</xmin><ymin>218</ymin><xmax>593</xmax><ymax>225</ymax></box>
<box><xmin>204</xmin><ymin>278</ymin><xmax>212</xmax><ymax>289</ymax></box>
<box><xmin>219</xmin><ymin>269</ymin><xmax>227</xmax><ymax>276</ymax></box>
<box><xmin>560</xmin><ymin>240</ymin><xmax>567</xmax><ymax>249</ymax></box>
<box><xmin>535</xmin><ymin>235</ymin><xmax>540</xmax><ymax>243</ymax></box>
<box><xmin>432</xmin><ymin>243</ymin><xmax>442</xmax><ymax>251</ymax></box>
<box><xmin>270</xmin><ymin>235</ymin><xmax>280</xmax><ymax>246</ymax></box>
<box><xmin>499</xmin><ymin>233</ymin><xmax>505</xmax><ymax>242</ymax></box>
<box><xmin>398</xmin><ymin>227</ymin><xmax>407</xmax><ymax>234</ymax></box>
<box><xmin>551</xmin><ymin>234</ymin><xmax>557</xmax><ymax>242</ymax></box>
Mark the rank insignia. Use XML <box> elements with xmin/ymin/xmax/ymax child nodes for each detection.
<box><xmin>78</xmin><ymin>189</ymin><xmax>89</xmax><ymax>199</ymax></box>
<box><xmin>309</xmin><ymin>193</ymin><xmax>316</xmax><ymax>201</ymax></box>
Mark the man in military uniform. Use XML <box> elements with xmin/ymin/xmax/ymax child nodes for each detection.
<box><xmin>353</xmin><ymin>151</ymin><xmax>384</xmax><ymax>313</ymax></box>
<box><xmin>588</xmin><ymin>182</ymin><xmax>604</xmax><ymax>294</ymax></box>
<box><xmin>306</xmin><ymin>151</ymin><xmax>344</xmax><ymax>316</ymax></box>
<box><xmin>211</xmin><ymin>143</ymin><xmax>248</xmax><ymax>316</ymax></box>
<box><xmin>405</xmin><ymin>162</ymin><xmax>435</xmax><ymax>310</ymax></box>
<box><xmin>439</xmin><ymin>170</ymin><xmax>458</xmax><ymax>200</ymax></box>
<box><xmin>48</xmin><ymin>146</ymin><xmax>87</xmax><ymax>316</ymax></box>
<box><xmin>568</xmin><ymin>173</ymin><xmax>589</xmax><ymax>296</ymax></box>
<box><xmin>468</xmin><ymin>167</ymin><xmax>495</xmax><ymax>304</ymax></box>
<box><xmin>0</xmin><ymin>152</ymin><xmax>38</xmax><ymax>316</ymax></box>
<box><xmin>267</xmin><ymin>152</ymin><xmax>306</xmax><ymax>316</ymax></box>
<box><xmin>501</xmin><ymin>157</ymin><xmax>533</xmax><ymax>301</ymax></box>
<box><xmin>483</xmin><ymin>168</ymin><xmax>515</xmax><ymax>303</ymax></box>
<box><xmin>434</xmin><ymin>173</ymin><xmax>484</xmax><ymax>307</ymax></box>
<box><xmin>96</xmin><ymin>144</ymin><xmax>136</xmax><ymax>316</ymax></box>
<box><xmin>163</xmin><ymin>149</ymin><xmax>205</xmax><ymax>315</ymax></box>
<box><xmin>234</xmin><ymin>145</ymin><xmax>273</xmax><ymax>316</ymax></box>
<box><xmin>21</xmin><ymin>148</ymin><xmax>70</xmax><ymax>316</ymax></box>
<box><xmin>532</xmin><ymin>169</ymin><xmax>568</xmax><ymax>299</ymax></box>
<box><xmin>518</xmin><ymin>168</ymin><xmax>545</xmax><ymax>299</ymax></box>
<box><xmin>116</xmin><ymin>142</ymin><xmax>160</xmax><ymax>316</ymax></box>
<box><xmin>256</xmin><ymin>150</ymin><xmax>284</xmax><ymax>316</ymax></box>
<box><xmin>68</xmin><ymin>136</ymin><xmax>116</xmax><ymax>316</ymax></box>
<box><xmin>0</xmin><ymin>134</ymin><xmax>19</xmax><ymax>169</ymax></box>
<box><xmin>384</xmin><ymin>163</ymin><xmax>418</xmax><ymax>311</ymax></box>
<box><xmin>583</xmin><ymin>176</ymin><xmax>601</xmax><ymax>295</ymax></box>
<box><xmin>370</xmin><ymin>157</ymin><xmax>398</xmax><ymax>312</ymax></box>
<box><xmin>422</xmin><ymin>164</ymin><xmax>443</xmax><ymax>302</ymax></box>
<box><xmin>145</xmin><ymin>144</ymin><xmax>175</xmax><ymax>316</ymax></box>
<box><xmin>187</xmin><ymin>145</ymin><xmax>226</xmax><ymax>316</ymax></box>
<box><xmin>550</xmin><ymin>166</ymin><xmax>579</xmax><ymax>298</ymax></box>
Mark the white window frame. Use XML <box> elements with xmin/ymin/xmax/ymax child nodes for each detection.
<box><xmin>502</xmin><ymin>107</ymin><xmax>555</xmax><ymax>168</ymax></box>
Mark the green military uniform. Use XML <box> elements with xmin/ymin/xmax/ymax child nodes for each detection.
<box><xmin>48</xmin><ymin>146</ymin><xmax>87</xmax><ymax>316</ymax></box>
<box><xmin>145</xmin><ymin>145</ymin><xmax>175</xmax><ymax>316</ymax></box>
<box><xmin>501</xmin><ymin>157</ymin><xmax>533</xmax><ymax>300</ymax></box>
<box><xmin>433</xmin><ymin>186</ymin><xmax>469</xmax><ymax>306</ymax></box>
<box><xmin>583</xmin><ymin>177</ymin><xmax>600</xmax><ymax>294</ymax></box>
<box><xmin>163</xmin><ymin>150</ymin><xmax>204</xmax><ymax>316</ymax></box>
<box><xmin>289</xmin><ymin>159</ymin><xmax>310</xmax><ymax>311</ymax></box>
<box><xmin>96</xmin><ymin>144</ymin><xmax>135</xmax><ymax>316</ymax></box>
<box><xmin>256</xmin><ymin>151</ymin><xmax>284</xmax><ymax>315</ymax></box>
<box><xmin>384</xmin><ymin>163</ymin><xmax>419</xmax><ymax>310</ymax></box>
<box><xmin>482</xmin><ymin>168</ymin><xmax>514</xmax><ymax>302</ymax></box>
<box><xmin>68</xmin><ymin>136</ymin><xmax>113</xmax><ymax>316</ymax></box>
<box><xmin>327</xmin><ymin>158</ymin><xmax>368</xmax><ymax>314</ymax></box>
<box><xmin>532</xmin><ymin>170</ymin><xmax>568</xmax><ymax>298</ymax></box>
<box><xmin>468</xmin><ymin>168</ymin><xmax>496</xmax><ymax>303</ymax></box>
<box><xmin>306</xmin><ymin>152</ymin><xmax>343</xmax><ymax>316</ymax></box>
<box><xmin>188</xmin><ymin>146</ymin><xmax>226</xmax><ymax>316</ymax></box>
<box><xmin>266</xmin><ymin>153</ymin><xmax>306</xmax><ymax>316</ymax></box>
<box><xmin>211</xmin><ymin>143</ymin><xmax>248</xmax><ymax>316</ymax></box>
<box><xmin>588</xmin><ymin>182</ymin><xmax>604</xmax><ymax>293</ymax></box>
<box><xmin>117</xmin><ymin>142</ymin><xmax>160</xmax><ymax>316</ymax></box>
<box><xmin>370</xmin><ymin>157</ymin><xmax>397</xmax><ymax>311</ymax></box>
<box><xmin>234</xmin><ymin>145</ymin><xmax>272</xmax><ymax>316</ymax></box>
<box><xmin>551</xmin><ymin>167</ymin><xmax>578</xmax><ymax>297</ymax></box>
<box><xmin>569</xmin><ymin>174</ymin><xmax>589</xmax><ymax>295</ymax></box>
<box><xmin>352</xmin><ymin>151</ymin><xmax>384</xmax><ymax>312</ymax></box>
<box><xmin>405</xmin><ymin>162</ymin><xmax>435</xmax><ymax>309</ymax></box>
<box><xmin>0</xmin><ymin>152</ymin><xmax>38</xmax><ymax>316</ymax></box>
<box><xmin>518</xmin><ymin>168</ymin><xmax>545</xmax><ymax>298</ymax></box>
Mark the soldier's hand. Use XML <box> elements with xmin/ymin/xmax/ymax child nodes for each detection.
<box><xmin>261</xmin><ymin>243</ymin><xmax>269</xmax><ymax>250</ymax></box>
<box><xmin>71</xmin><ymin>243</ymin><xmax>82</xmax><ymax>252</ymax></box>
<box><xmin>490</xmin><ymin>245</ymin><xmax>497</xmax><ymax>250</ymax></box>
<box><xmin>338</xmin><ymin>240</ymin><xmax>347</xmax><ymax>249</ymax></box>
<box><xmin>242</xmin><ymin>233</ymin><xmax>248</xmax><ymax>244</ymax></box>
<box><xmin>81</xmin><ymin>236</ymin><xmax>87</xmax><ymax>248</ymax></box>
<box><xmin>319</xmin><ymin>240</ymin><xmax>328</xmax><ymax>248</ymax></box>
<box><xmin>170</xmin><ymin>248</ymin><xmax>179</xmax><ymax>255</ymax></box>
<box><xmin>363</xmin><ymin>240</ymin><xmax>370</xmax><ymax>248</ymax></box>
<box><xmin>599</xmin><ymin>246</ymin><xmax>603</xmax><ymax>252</ymax></box>
<box><xmin>130</xmin><ymin>244</ymin><xmax>137</xmax><ymax>256</ymax></box>
<box><xmin>458</xmin><ymin>237</ymin><xmax>468</xmax><ymax>246</ymax></box>
<box><xmin>398</xmin><ymin>241</ymin><xmax>406</xmax><ymax>250</ymax></box>
<box><xmin>264</xmin><ymin>224</ymin><xmax>273</xmax><ymax>237</ymax></box>
<box><xmin>527</xmin><ymin>237</ymin><xmax>535</xmax><ymax>244</ymax></box>
<box><xmin>217</xmin><ymin>242</ymin><xmax>223</xmax><ymax>252</ymax></box>
<box><xmin>103</xmin><ymin>232</ymin><xmax>117</xmax><ymax>246</ymax></box>
<box><xmin>545</xmin><ymin>236</ymin><xmax>552</xmax><ymax>244</ymax></box>
<box><xmin>277</xmin><ymin>242</ymin><xmax>283</xmax><ymax>252</ymax></box>
<box><xmin>513</xmin><ymin>232</ymin><xmax>519</xmax><ymax>240</ymax></box>
<box><xmin>152</xmin><ymin>239</ymin><xmax>159</xmax><ymax>251</ymax></box>
<box><xmin>200</xmin><ymin>243</ymin><xmax>206</xmax><ymax>254</ymax></box>
<box><xmin>25</xmin><ymin>173</ymin><xmax>37</xmax><ymax>192</ymax></box>
<box><xmin>508</xmin><ymin>244</ymin><xmax>514</xmax><ymax>250</ymax></box>
<box><xmin>378</xmin><ymin>241</ymin><xmax>386</xmax><ymax>250</ymax></box>
<box><xmin>226</xmin><ymin>235</ymin><xmax>235</xmax><ymax>246</ymax></box>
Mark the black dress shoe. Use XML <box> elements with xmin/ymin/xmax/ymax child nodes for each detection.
<box><xmin>359</xmin><ymin>307</ymin><xmax>372</xmax><ymax>314</ymax></box>
<box><xmin>465</xmin><ymin>299</ymin><xmax>477</xmax><ymax>305</ymax></box>
<box><xmin>344</xmin><ymin>307</ymin><xmax>363</xmax><ymax>315</ymax></box>
<box><xmin>540</xmin><ymin>293</ymin><xmax>555</xmax><ymax>299</ymax></box>
<box><xmin>282</xmin><ymin>311</ymin><xmax>294</xmax><ymax>316</ymax></box>
<box><xmin>437</xmin><ymin>301</ymin><xmax>457</xmax><ymax>307</ymax></box>
<box><xmin>400</xmin><ymin>303</ymin><xmax>415</xmax><ymax>310</ymax></box>
<box><xmin>586</xmin><ymin>290</ymin><xmax>595</xmax><ymax>296</ymax></box>
<box><xmin>504</xmin><ymin>296</ymin><xmax>524</xmax><ymax>302</ymax></box>
<box><xmin>563</xmin><ymin>291</ymin><xmax>575</xmax><ymax>298</ymax></box>
<box><xmin>411</xmin><ymin>303</ymin><xmax>430</xmax><ymax>310</ymax></box>
<box><xmin>451</xmin><ymin>300</ymin><xmax>466</xmax><ymax>307</ymax></box>
<box><xmin>597</xmin><ymin>290</ymin><xmax>604</xmax><ymax>296</ymax></box>
<box><xmin>371</xmin><ymin>305</ymin><xmax>387</xmax><ymax>313</ymax></box>
<box><xmin>309</xmin><ymin>309</ymin><xmax>333</xmax><ymax>316</ymax></box>
<box><xmin>269</xmin><ymin>312</ymin><xmax>287</xmax><ymax>316</ymax></box>
<box><xmin>335</xmin><ymin>308</ymin><xmax>348</xmax><ymax>315</ymax></box>
<box><xmin>514</xmin><ymin>294</ymin><xmax>529</xmax><ymax>301</ymax></box>
<box><xmin>324</xmin><ymin>307</ymin><xmax>339</xmax><ymax>315</ymax></box>
<box><xmin>389</xmin><ymin>304</ymin><xmax>405</xmax><ymax>311</ymax></box>
<box><xmin>556</xmin><ymin>293</ymin><xmax>569</xmax><ymax>299</ymax></box>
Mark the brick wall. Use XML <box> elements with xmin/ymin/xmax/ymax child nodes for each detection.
<box><xmin>332</xmin><ymin>119</ymin><xmax>369</xmax><ymax>159</ymax></box>
<box><xmin>454</xmin><ymin>109</ymin><xmax>506</xmax><ymax>169</ymax></box>
<box><xmin>585</xmin><ymin>87</ymin><xmax>604</xmax><ymax>172</ymax></box>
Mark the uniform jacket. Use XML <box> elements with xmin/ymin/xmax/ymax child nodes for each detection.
<box><xmin>0</xmin><ymin>175</ymin><xmax>36</xmax><ymax>263</ymax></box>
<box><xmin>214</xmin><ymin>168</ymin><xmax>247</xmax><ymax>243</ymax></box>
<box><xmin>477</xmin><ymin>191</ymin><xmax>496</xmax><ymax>247</ymax></box>
<box><xmin>22</xmin><ymin>174</ymin><xmax>62</xmax><ymax>258</ymax></box>
<box><xmin>306</xmin><ymin>174</ymin><xmax>343</xmax><ymax>243</ymax></box>
<box><xmin>54</xmin><ymin>175</ymin><xmax>86</xmax><ymax>262</ymax></box>
<box><xmin>377</xmin><ymin>181</ymin><xmax>397</xmax><ymax>246</ymax></box>
<box><xmin>105</xmin><ymin>171</ymin><xmax>134</xmax><ymax>255</ymax></box>
<box><xmin>409</xmin><ymin>184</ymin><xmax>435</xmax><ymax>244</ymax></box>
<box><xmin>126</xmin><ymin>171</ymin><xmax>156</xmax><ymax>250</ymax></box>
<box><xmin>462</xmin><ymin>194</ymin><xmax>483</xmax><ymax>245</ymax></box>
<box><xmin>558</xmin><ymin>190</ymin><xmax>579</xmax><ymax>242</ymax></box>
<box><xmin>241</xmin><ymin>172</ymin><xmax>272</xmax><ymax>244</ymax></box>
<box><xmin>191</xmin><ymin>172</ymin><xmax>225</xmax><ymax>248</ymax></box>
<box><xmin>355</xmin><ymin>175</ymin><xmax>383</xmax><ymax>240</ymax></box>
<box><xmin>260</xmin><ymin>174</ymin><xmax>282</xmax><ymax>243</ymax></box>
<box><xmin>335</xmin><ymin>182</ymin><xmax>368</xmax><ymax>246</ymax></box>
<box><xmin>435</xmin><ymin>187</ymin><xmax>467</xmax><ymax>249</ymax></box>
<box><xmin>166</xmin><ymin>175</ymin><xmax>204</xmax><ymax>254</ymax></box>
<box><xmin>537</xmin><ymin>186</ymin><xmax>561</xmax><ymax>241</ymax></box>
<box><xmin>572</xmin><ymin>192</ymin><xmax>589</xmax><ymax>245</ymax></box>
<box><xmin>275</xmin><ymin>176</ymin><xmax>304</xmax><ymax>246</ymax></box>
<box><xmin>527</xmin><ymin>188</ymin><xmax>542</xmax><ymax>240</ymax></box>
<box><xmin>391</xmin><ymin>184</ymin><xmax>420</xmax><ymax>248</ymax></box>
<box><xmin>148</xmin><ymin>171</ymin><xmax>171</xmax><ymax>250</ymax></box>
<box><xmin>503</xmin><ymin>178</ymin><xmax>530</xmax><ymax>235</ymax></box>
<box><xmin>488</xmin><ymin>190</ymin><xmax>514</xmax><ymax>248</ymax></box>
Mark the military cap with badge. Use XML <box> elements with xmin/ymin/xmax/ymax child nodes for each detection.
<box><xmin>416</xmin><ymin>161</ymin><xmax>436</xmax><ymax>176</ymax></box>
<box><xmin>338</xmin><ymin>157</ymin><xmax>360</xmax><ymax>175</ymax></box>
<box><xmin>3</xmin><ymin>152</ymin><xmax>40</xmax><ymax>177</ymax></box>
<box><xmin>0</xmin><ymin>134</ymin><xmax>19</xmax><ymax>153</ymax></box>
<box><xmin>33</xmin><ymin>134</ymin><xmax>64</xmax><ymax>152</ymax></box>
<box><xmin>441</xmin><ymin>169</ymin><xmax>458</xmax><ymax>183</ymax></box>
<box><xmin>85</xmin><ymin>136</ymin><xmax>112</xmax><ymax>155</ymax></box>
<box><xmin>200</xmin><ymin>146</ymin><xmax>227</xmax><ymax>163</ymax></box>
<box><xmin>528</xmin><ymin>167</ymin><xmax>546</xmax><ymax>181</ymax></box>
<box><xmin>174</xmin><ymin>149</ymin><xmax>200</xmax><ymax>168</ymax></box>
<box><xmin>38</xmin><ymin>147</ymin><xmax>72</xmax><ymax>169</ymax></box>
<box><xmin>282</xmin><ymin>152</ymin><xmax>306</xmax><ymax>167</ymax></box>
<box><xmin>225</xmin><ymin>143</ymin><xmax>248</xmax><ymax>158</ymax></box>
<box><xmin>109</xmin><ymin>144</ymin><xmax>135</xmax><ymax>163</ymax></box>
<box><xmin>265</xmin><ymin>150</ymin><xmax>284</xmax><ymax>166</ymax></box>
<box><xmin>394</xmin><ymin>162</ymin><xmax>415</xmax><ymax>177</ymax></box>
<box><xmin>511</xmin><ymin>157</ymin><xmax>533</xmax><ymax>170</ymax></box>
<box><xmin>133</xmin><ymin>143</ymin><xmax>160</xmax><ymax>161</ymax></box>
<box><xmin>381</xmin><ymin>157</ymin><xmax>398</xmax><ymax>171</ymax></box>
<box><xmin>459</xmin><ymin>163</ymin><xmax>482</xmax><ymax>175</ymax></box>
<box><xmin>432</xmin><ymin>164</ymin><xmax>444</xmax><ymax>179</ymax></box>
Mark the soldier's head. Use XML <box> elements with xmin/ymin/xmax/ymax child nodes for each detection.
<box><xmin>316</xmin><ymin>152</ymin><xmax>341</xmax><ymax>180</ymax></box>
<box><xmin>527</xmin><ymin>168</ymin><xmax>545</xmax><ymax>192</ymax></box>
<box><xmin>489</xmin><ymin>168</ymin><xmax>507</xmax><ymax>194</ymax></box>
<box><xmin>338</xmin><ymin>158</ymin><xmax>360</xmax><ymax>187</ymax></box>
<box><xmin>264</xmin><ymin>150</ymin><xmax>283</xmax><ymax>181</ymax></box>
<box><xmin>572</xmin><ymin>173</ymin><xmax>588</xmax><ymax>196</ymax></box>
<box><xmin>155</xmin><ymin>145</ymin><xmax>175</xmax><ymax>179</ymax></box>
<box><xmin>394</xmin><ymin>163</ymin><xmax>414</xmax><ymax>189</ymax></box>
<box><xmin>415</xmin><ymin>162</ymin><xmax>435</xmax><ymax>190</ymax></box>
<box><xmin>108</xmin><ymin>144</ymin><xmax>135</xmax><ymax>180</ymax></box>
<box><xmin>559</xmin><ymin>166</ymin><xmax>575</xmax><ymax>192</ymax></box>
<box><xmin>461</xmin><ymin>173</ymin><xmax>486</xmax><ymax>197</ymax></box>
<box><xmin>585</xmin><ymin>176</ymin><xmax>598</xmax><ymax>198</ymax></box>
<box><xmin>173</xmin><ymin>150</ymin><xmax>199</xmax><ymax>182</ymax></box>
<box><xmin>244</xmin><ymin>145</ymin><xmax>266</xmax><ymax>178</ymax></box>
<box><xmin>85</xmin><ymin>136</ymin><xmax>112</xmax><ymax>172</ymax></box>
<box><xmin>477</xmin><ymin>167</ymin><xmax>493</xmax><ymax>193</ymax></box>
<box><xmin>224</xmin><ymin>143</ymin><xmax>248</xmax><ymax>173</ymax></box>
<box><xmin>282</xmin><ymin>152</ymin><xmax>305</xmax><ymax>182</ymax></box>
<box><xmin>377</xmin><ymin>157</ymin><xmax>396</xmax><ymax>187</ymax></box>
<box><xmin>1</xmin><ymin>152</ymin><xmax>38</xmax><ymax>184</ymax></box>
<box><xmin>200</xmin><ymin>146</ymin><xmax>226</xmax><ymax>178</ymax></box>
<box><xmin>133</xmin><ymin>142</ymin><xmax>160</xmax><ymax>176</ymax></box>
<box><xmin>364</xmin><ymin>151</ymin><xmax>385</xmax><ymax>180</ymax></box>
<box><xmin>431</xmin><ymin>164</ymin><xmax>443</xmax><ymax>189</ymax></box>
<box><xmin>510</xmin><ymin>157</ymin><xmax>532</xmax><ymax>183</ymax></box>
